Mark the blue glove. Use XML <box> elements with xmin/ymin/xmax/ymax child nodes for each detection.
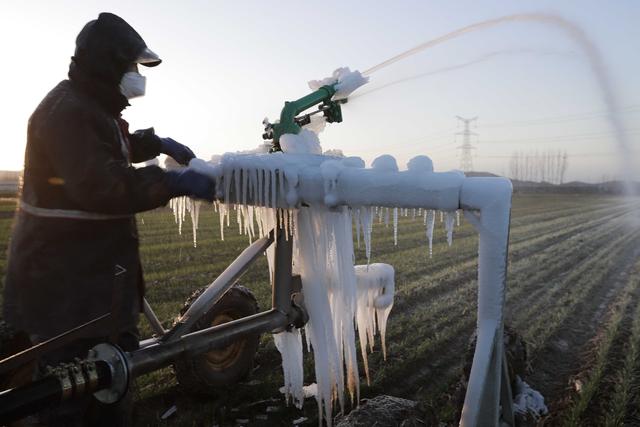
<box><xmin>165</xmin><ymin>169</ymin><xmax>216</xmax><ymax>202</ymax></box>
<box><xmin>159</xmin><ymin>137</ymin><xmax>195</xmax><ymax>166</ymax></box>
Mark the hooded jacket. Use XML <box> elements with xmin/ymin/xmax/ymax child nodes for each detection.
<box><xmin>3</xmin><ymin>13</ymin><xmax>171</xmax><ymax>343</ymax></box>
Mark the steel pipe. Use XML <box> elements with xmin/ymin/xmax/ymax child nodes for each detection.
<box><xmin>128</xmin><ymin>309</ymin><xmax>292</xmax><ymax>378</ymax></box>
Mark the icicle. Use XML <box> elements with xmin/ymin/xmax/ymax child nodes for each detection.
<box><xmin>224</xmin><ymin>167</ymin><xmax>233</xmax><ymax>207</ymax></box>
<box><xmin>257</xmin><ymin>168</ymin><xmax>263</xmax><ymax>206</ymax></box>
<box><xmin>242</xmin><ymin>168</ymin><xmax>248</xmax><ymax>206</ymax></box>
<box><xmin>445</xmin><ymin>211</ymin><xmax>455</xmax><ymax>246</ymax></box>
<box><xmin>439</xmin><ymin>210</ymin><xmax>444</xmax><ymax>222</ymax></box>
<box><xmin>177</xmin><ymin>197</ymin><xmax>184</xmax><ymax>235</ymax></box>
<box><xmin>234</xmin><ymin>168</ymin><xmax>241</xmax><ymax>209</ymax></box>
<box><xmin>236</xmin><ymin>204</ymin><xmax>243</xmax><ymax>235</ymax></box>
<box><xmin>354</xmin><ymin>263</ymin><xmax>395</xmax><ymax>385</ymax></box>
<box><xmin>393</xmin><ymin>207</ymin><xmax>398</xmax><ymax>246</ymax></box>
<box><xmin>290</xmin><ymin>206</ymin><xmax>361</xmax><ymax>425</ymax></box>
<box><xmin>253</xmin><ymin>169</ymin><xmax>259</xmax><ymax>207</ymax></box>
<box><xmin>360</xmin><ymin>207</ymin><xmax>373</xmax><ymax>264</ymax></box>
<box><xmin>274</xmin><ymin>329</ymin><xmax>304</xmax><ymax>409</ymax></box>
<box><xmin>284</xmin><ymin>209</ymin><xmax>290</xmax><ymax>239</ymax></box>
<box><xmin>354</xmin><ymin>208</ymin><xmax>361</xmax><ymax>249</ymax></box>
<box><xmin>219</xmin><ymin>204</ymin><xmax>226</xmax><ymax>241</ymax></box>
<box><xmin>248</xmin><ymin>206</ymin><xmax>256</xmax><ymax>241</ymax></box>
<box><xmin>279</xmin><ymin>169</ymin><xmax>286</xmax><ymax>207</ymax></box>
<box><xmin>271</xmin><ymin>169</ymin><xmax>277</xmax><ymax>209</ymax></box>
<box><xmin>256</xmin><ymin>207</ymin><xmax>264</xmax><ymax>238</ymax></box>
<box><xmin>426</xmin><ymin>209</ymin><xmax>435</xmax><ymax>257</ymax></box>
<box><xmin>265</xmin><ymin>170</ymin><xmax>272</xmax><ymax>207</ymax></box>
<box><xmin>384</xmin><ymin>207</ymin><xmax>389</xmax><ymax>227</ymax></box>
<box><xmin>456</xmin><ymin>209</ymin><xmax>461</xmax><ymax>227</ymax></box>
<box><xmin>190</xmin><ymin>200</ymin><xmax>201</xmax><ymax>247</ymax></box>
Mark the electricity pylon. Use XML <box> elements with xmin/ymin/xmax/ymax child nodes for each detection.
<box><xmin>455</xmin><ymin>116</ymin><xmax>478</xmax><ymax>172</ymax></box>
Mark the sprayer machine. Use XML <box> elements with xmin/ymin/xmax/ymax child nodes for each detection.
<box><xmin>0</xmin><ymin>67</ymin><xmax>516</xmax><ymax>427</ymax></box>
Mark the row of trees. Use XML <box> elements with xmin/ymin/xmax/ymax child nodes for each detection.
<box><xmin>509</xmin><ymin>150</ymin><xmax>569</xmax><ymax>184</ymax></box>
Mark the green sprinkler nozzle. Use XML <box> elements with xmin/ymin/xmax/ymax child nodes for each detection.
<box><xmin>263</xmin><ymin>84</ymin><xmax>346</xmax><ymax>152</ymax></box>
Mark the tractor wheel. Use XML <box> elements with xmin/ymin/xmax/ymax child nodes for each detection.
<box><xmin>173</xmin><ymin>285</ymin><xmax>260</xmax><ymax>395</ymax></box>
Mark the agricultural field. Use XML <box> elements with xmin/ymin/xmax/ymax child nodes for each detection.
<box><xmin>1</xmin><ymin>193</ymin><xmax>639</xmax><ymax>426</ymax></box>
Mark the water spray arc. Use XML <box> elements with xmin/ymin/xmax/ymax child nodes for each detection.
<box><xmin>456</xmin><ymin>116</ymin><xmax>478</xmax><ymax>172</ymax></box>
<box><xmin>362</xmin><ymin>12</ymin><xmax>636</xmax><ymax>198</ymax></box>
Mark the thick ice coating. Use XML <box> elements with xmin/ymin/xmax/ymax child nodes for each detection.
<box><xmin>175</xmin><ymin>152</ymin><xmax>477</xmax><ymax>425</ymax></box>
<box><xmin>407</xmin><ymin>155</ymin><xmax>434</xmax><ymax>172</ymax></box>
<box><xmin>280</xmin><ymin>129</ymin><xmax>322</xmax><ymax>155</ymax></box>
<box><xmin>308</xmin><ymin>67</ymin><xmax>370</xmax><ymax>100</ymax></box>
<box><xmin>293</xmin><ymin>206</ymin><xmax>360</xmax><ymax>425</ymax></box>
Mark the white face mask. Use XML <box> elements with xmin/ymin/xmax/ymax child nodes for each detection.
<box><xmin>119</xmin><ymin>71</ymin><xmax>146</xmax><ymax>99</ymax></box>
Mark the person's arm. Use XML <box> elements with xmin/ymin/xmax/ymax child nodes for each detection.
<box><xmin>128</xmin><ymin>127</ymin><xmax>162</xmax><ymax>164</ymax></box>
<box><xmin>44</xmin><ymin>104</ymin><xmax>173</xmax><ymax>214</ymax></box>
<box><xmin>129</xmin><ymin>126</ymin><xmax>195</xmax><ymax>166</ymax></box>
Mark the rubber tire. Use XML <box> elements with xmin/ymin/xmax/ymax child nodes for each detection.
<box><xmin>173</xmin><ymin>285</ymin><xmax>260</xmax><ymax>395</ymax></box>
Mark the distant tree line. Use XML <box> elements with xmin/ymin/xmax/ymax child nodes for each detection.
<box><xmin>509</xmin><ymin>150</ymin><xmax>568</xmax><ymax>184</ymax></box>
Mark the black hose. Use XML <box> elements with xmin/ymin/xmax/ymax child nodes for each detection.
<box><xmin>0</xmin><ymin>376</ymin><xmax>61</xmax><ymax>424</ymax></box>
<box><xmin>0</xmin><ymin>361</ymin><xmax>111</xmax><ymax>425</ymax></box>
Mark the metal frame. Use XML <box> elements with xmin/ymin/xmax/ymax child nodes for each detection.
<box><xmin>131</xmin><ymin>218</ymin><xmax>305</xmax><ymax>379</ymax></box>
<box><xmin>189</xmin><ymin>161</ymin><xmax>516</xmax><ymax>427</ymax></box>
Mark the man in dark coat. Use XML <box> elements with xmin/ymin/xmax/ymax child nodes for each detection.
<box><xmin>2</xmin><ymin>12</ymin><xmax>215</xmax><ymax>425</ymax></box>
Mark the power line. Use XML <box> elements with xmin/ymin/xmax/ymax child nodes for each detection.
<box><xmin>478</xmin><ymin>128</ymin><xmax>640</xmax><ymax>144</ymax></box>
<box><xmin>481</xmin><ymin>105</ymin><xmax>640</xmax><ymax>128</ymax></box>
<box><xmin>478</xmin><ymin>150</ymin><xmax>639</xmax><ymax>159</ymax></box>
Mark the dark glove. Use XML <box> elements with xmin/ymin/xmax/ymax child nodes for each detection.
<box><xmin>159</xmin><ymin>137</ymin><xmax>195</xmax><ymax>166</ymax></box>
<box><xmin>165</xmin><ymin>169</ymin><xmax>216</xmax><ymax>202</ymax></box>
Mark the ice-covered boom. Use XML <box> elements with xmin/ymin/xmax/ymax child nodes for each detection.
<box><xmin>189</xmin><ymin>153</ymin><xmax>465</xmax><ymax>211</ymax></box>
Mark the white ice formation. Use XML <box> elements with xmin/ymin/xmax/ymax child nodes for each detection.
<box><xmin>169</xmin><ymin>148</ymin><xmax>469</xmax><ymax>426</ymax></box>
<box><xmin>354</xmin><ymin>263</ymin><xmax>395</xmax><ymax>384</ymax></box>
<box><xmin>168</xmin><ymin>196</ymin><xmax>201</xmax><ymax>247</ymax></box>
<box><xmin>273</xmin><ymin>328</ymin><xmax>304</xmax><ymax>408</ymax></box>
<box><xmin>308</xmin><ymin>67</ymin><xmax>369</xmax><ymax>100</ymax></box>
<box><xmin>281</xmin><ymin>129</ymin><xmax>323</xmax><ymax>155</ymax></box>
<box><xmin>512</xmin><ymin>376</ymin><xmax>548</xmax><ymax>419</ymax></box>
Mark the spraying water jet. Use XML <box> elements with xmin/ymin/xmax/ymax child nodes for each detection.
<box><xmin>362</xmin><ymin>13</ymin><xmax>637</xmax><ymax>199</ymax></box>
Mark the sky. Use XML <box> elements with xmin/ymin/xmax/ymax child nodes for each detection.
<box><xmin>0</xmin><ymin>0</ymin><xmax>638</xmax><ymax>182</ymax></box>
